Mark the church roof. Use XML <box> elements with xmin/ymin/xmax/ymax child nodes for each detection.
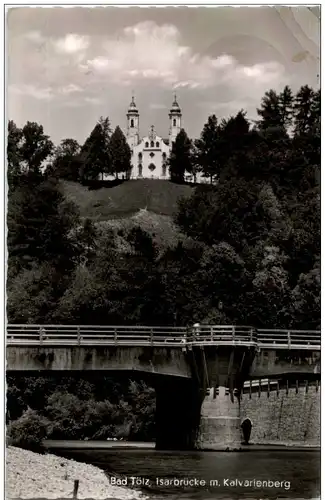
<box><xmin>170</xmin><ymin>94</ymin><xmax>181</xmax><ymax>113</ymax></box>
<box><xmin>128</xmin><ymin>96</ymin><xmax>139</xmax><ymax>113</ymax></box>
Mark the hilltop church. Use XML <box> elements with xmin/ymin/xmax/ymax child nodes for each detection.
<box><xmin>125</xmin><ymin>95</ymin><xmax>182</xmax><ymax>180</ymax></box>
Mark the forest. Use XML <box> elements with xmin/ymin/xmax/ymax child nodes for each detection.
<box><xmin>6</xmin><ymin>84</ymin><xmax>320</xmax><ymax>449</ymax></box>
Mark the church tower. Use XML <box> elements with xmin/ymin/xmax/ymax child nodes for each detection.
<box><xmin>169</xmin><ymin>94</ymin><xmax>182</xmax><ymax>145</ymax></box>
<box><xmin>126</xmin><ymin>95</ymin><xmax>139</xmax><ymax>148</ymax></box>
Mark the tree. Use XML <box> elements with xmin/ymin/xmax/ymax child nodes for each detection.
<box><xmin>7</xmin><ymin>174</ymin><xmax>82</xmax><ymax>321</ymax></box>
<box><xmin>283</xmin><ymin>187</ymin><xmax>320</xmax><ymax>284</ymax></box>
<box><xmin>291</xmin><ymin>259</ymin><xmax>320</xmax><ymax>329</ymax></box>
<box><xmin>245</xmin><ymin>245</ymin><xmax>292</xmax><ymax>328</ymax></box>
<box><xmin>6</xmin><ymin>374</ymin><xmax>157</xmax><ymax>443</ymax></box>
<box><xmin>80</xmin><ymin>117</ymin><xmax>111</xmax><ymax>181</ymax></box>
<box><xmin>256</xmin><ymin>85</ymin><xmax>293</xmax><ymax>134</ymax></box>
<box><xmin>7</xmin><ymin>120</ymin><xmax>23</xmax><ymax>190</ymax></box>
<box><xmin>7</xmin><ymin>408</ymin><xmax>51</xmax><ymax>452</ymax></box>
<box><xmin>195</xmin><ymin>115</ymin><xmax>219</xmax><ymax>183</ymax></box>
<box><xmin>7</xmin><ymin>263</ymin><xmax>60</xmax><ymax>323</ymax></box>
<box><xmin>126</xmin><ymin>226</ymin><xmax>158</xmax><ymax>261</ymax></box>
<box><xmin>176</xmin><ymin>178</ymin><xmax>271</xmax><ymax>251</ymax></box>
<box><xmin>44</xmin><ymin>392</ymin><xmax>89</xmax><ymax>439</ymax></box>
<box><xmin>278</xmin><ymin>85</ymin><xmax>294</xmax><ymax>131</ymax></box>
<box><xmin>158</xmin><ymin>240</ymin><xmax>206</xmax><ymax>325</ymax></box>
<box><xmin>195</xmin><ymin>242</ymin><xmax>248</xmax><ymax>324</ymax></box>
<box><xmin>127</xmin><ymin>381</ymin><xmax>155</xmax><ymax>440</ymax></box>
<box><xmin>51</xmin><ymin>264</ymin><xmax>104</xmax><ymax>324</ymax></box>
<box><xmin>168</xmin><ymin>128</ymin><xmax>192</xmax><ymax>183</ymax></box>
<box><xmin>7</xmin><ymin>175</ymin><xmax>80</xmax><ymax>276</ymax></box>
<box><xmin>217</xmin><ymin>111</ymin><xmax>253</xmax><ymax>180</ymax></box>
<box><xmin>52</xmin><ymin>138</ymin><xmax>81</xmax><ymax>181</ymax></box>
<box><xmin>20</xmin><ymin>121</ymin><xmax>54</xmax><ymax>173</ymax></box>
<box><xmin>310</xmin><ymin>88</ymin><xmax>321</xmax><ymax>136</ymax></box>
<box><xmin>288</xmin><ymin>87</ymin><xmax>320</xmax><ymax>193</ymax></box>
<box><xmin>256</xmin><ymin>89</ymin><xmax>283</xmax><ymax>131</ymax></box>
<box><xmin>293</xmin><ymin>85</ymin><xmax>315</xmax><ymax>136</ymax></box>
<box><xmin>77</xmin><ymin>218</ymin><xmax>98</xmax><ymax>265</ymax></box>
<box><xmin>109</xmin><ymin>126</ymin><xmax>132</xmax><ymax>179</ymax></box>
<box><xmin>58</xmin><ymin>138</ymin><xmax>80</xmax><ymax>157</ymax></box>
<box><xmin>190</xmin><ymin>143</ymin><xmax>202</xmax><ymax>183</ymax></box>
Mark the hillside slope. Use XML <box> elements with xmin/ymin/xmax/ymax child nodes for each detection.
<box><xmin>61</xmin><ymin>179</ymin><xmax>194</xmax><ymax>221</ymax></box>
<box><xmin>100</xmin><ymin>208</ymin><xmax>186</xmax><ymax>250</ymax></box>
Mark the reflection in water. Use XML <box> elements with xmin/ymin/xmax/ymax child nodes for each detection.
<box><xmin>54</xmin><ymin>447</ymin><xmax>320</xmax><ymax>499</ymax></box>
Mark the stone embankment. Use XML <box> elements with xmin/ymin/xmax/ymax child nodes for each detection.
<box><xmin>6</xmin><ymin>446</ymin><xmax>147</xmax><ymax>500</ymax></box>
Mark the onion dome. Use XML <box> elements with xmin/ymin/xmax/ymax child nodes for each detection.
<box><xmin>127</xmin><ymin>95</ymin><xmax>139</xmax><ymax>114</ymax></box>
<box><xmin>169</xmin><ymin>94</ymin><xmax>181</xmax><ymax>114</ymax></box>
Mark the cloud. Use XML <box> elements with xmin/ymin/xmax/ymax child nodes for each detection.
<box><xmin>7</xmin><ymin>7</ymin><xmax>319</xmax><ymax>148</ymax></box>
<box><xmin>233</xmin><ymin>61</ymin><xmax>284</xmax><ymax>83</ymax></box>
<box><xmin>9</xmin><ymin>29</ymin><xmax>93</xmax><ymax>99</ymax></box>
<box><xmin>53</xmin><ymin>33</ymin><xmax>90</xmax><ymax>54</ymax></box>
<box><xmin>61</xmin><ymin>95</ymin><xmax>102</xmax><ymax>108</ymax></box>
<box><xmin>174</xmin><ymin>81</ymin><xmax>201</xmax><ymax>89</ymax></box>
<box><xmin>80</xmin><ymin>21</ymin><xmax>285</xmax><ymax>94</ymax></box>
<box><xmin>9</xmin><ymin>84</ymin><xmax>54</xmax><ymax>100</ymax></box>
<box><xmin>9</xmin><ymin>82</ymin><xmax>84</xmax><ymax>100</ymax></box>
<box><xmin>58</xmin><ymin>83</ymin><xmax>83</xmax><ymax>95</ymax></box>
<box><xmin>80</xmin><ymin>56</ymin><xmax>120</xmax><ymax>73</ymax></box>
<box><xmin>23</xmin><ymin>30</ymin><xmax>45</xmax><ymax>44</ymax></box>
<box><xmin>13</xmin><ymin>20</ymin><xmax>286</xmax><ymax>116</ymax></box>
<box><xmin>199</xmin><ymin>100</ymin><xmax>251</xmax><ymax>111</ymax></box>
<box><xmin>84</xmin><ymin>96</ymin><xmax>101</xmax><ymax>104</ymax></box>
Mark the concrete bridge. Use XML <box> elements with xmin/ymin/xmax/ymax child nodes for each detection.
<box><xmin>6</xmin><ymin>324</ymin><xmax>321</xmax><ymax>450</ymax></box>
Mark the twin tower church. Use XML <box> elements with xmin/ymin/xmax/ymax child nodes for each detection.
<box><xmin>126</xmin><ymin>95</ymin><xmax>182</xmax><ymax>180</ymax></box>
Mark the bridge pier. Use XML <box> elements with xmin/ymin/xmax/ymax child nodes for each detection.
<box><xmin>195</xmin><ymin>387</ymin><xmax>242</xmax><ymax>450</ymax></box>
<box><xmin>192</xmin><ymin>345</ymin><xmax>256</xmax><ymax>450</ymax></box>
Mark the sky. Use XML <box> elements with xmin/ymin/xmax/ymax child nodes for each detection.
<box><xmin>7</xmin><ymin>6</ymin><xmax>320</xmax><ymax>146</ymax></box>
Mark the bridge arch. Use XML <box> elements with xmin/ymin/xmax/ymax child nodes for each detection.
<box><xmin>241</xmin><ymin>417</ymin><xmax>252</xmax><ymax>444</ymax></box>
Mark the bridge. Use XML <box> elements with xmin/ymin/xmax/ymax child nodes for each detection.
<box><xmin>6</xmin><ymin>324</ymin><xmax>321</xmax><ymax>450</ymax></box>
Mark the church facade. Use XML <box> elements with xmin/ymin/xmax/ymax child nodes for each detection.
<box><xmin>126</xmin><ymin>96</ymin><xmax>182</xmax><ymax>180</ymax></box>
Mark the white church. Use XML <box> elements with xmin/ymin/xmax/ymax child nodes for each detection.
<box><xmin>125</xmin><ymin>95</ymin><xmax>182</xmax><ymax>180</ymax></box>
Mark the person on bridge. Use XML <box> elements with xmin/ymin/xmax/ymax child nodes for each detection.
<box><xmin>40</xmin><ymin>326</ymin><xmax>46</xmax><ymax>341</ymax></box>
<box><xmin>193</xmin><ymin>322</ymin><xmax>201</xmax><ymax>341</ymax></box>
<box><xmin>181</xmin><ymin>333</ymin><xmax>186</xmax><ymax>351</ymax></box>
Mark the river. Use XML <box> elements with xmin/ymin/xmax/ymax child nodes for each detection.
<box><xmin>49</xmin><ymin>443</ymin><xmax>320</xmax><ymax>499</ymax></box>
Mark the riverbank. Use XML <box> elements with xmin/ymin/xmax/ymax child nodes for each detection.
<box><xmin>6</xmin><ymin>446</ymin><xmax>147</xmax><ymax>500</ymax></box>
<box><xmin>43</xmin><ymin>439</ymin><xmax>320</xmax><ymax>452</ymax></box>
<box><xmin>44</xmin><ymin>440</ymin><xmax>156</xmax><ymax>450</ymax></box>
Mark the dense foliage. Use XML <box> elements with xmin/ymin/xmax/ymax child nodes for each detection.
<box><xmin>7</xmin><ymin>376</ymin><xmax>155</xmax><ymax>448</ymax></box>
<box><xmin>6</xmin><ymin>84</ymin><xmax>320</xmax><ymax>444</ymax></box>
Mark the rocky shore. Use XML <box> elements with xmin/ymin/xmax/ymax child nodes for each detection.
<box><xmin>6</xmin><ymin>446</ymin><xmax>147</xmax><ymax>500</ymax></box>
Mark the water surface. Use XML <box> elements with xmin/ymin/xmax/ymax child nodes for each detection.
<box><xmin>53</xmin><ymin>446</ymin><xmax>320</xmax><ymax>499</ymax></box>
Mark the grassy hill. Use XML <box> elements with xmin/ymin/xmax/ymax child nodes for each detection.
<box><xmin>61</xmin><ymin>179</ymin><xmax>195</xmax><ymax>249</ymax></box>
<box><xmin>61</xmin><ymin>179</ymin><xmax>194</xmax><ymax>221</ymax></box>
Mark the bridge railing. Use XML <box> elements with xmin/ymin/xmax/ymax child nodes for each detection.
<box><xmin>6</xmin><ymin>324</ymin><xmax>188</xmax><ymax>346</ymax></box>
<box><xmin>257</xmin><ymin>329</ymin><xmax>321</xmax><ymax>349</ymax></box>
<box><xmin>6</xmin><ymin>324</ymin><xmax>320</xmax><ymax>348</ymax></box>
<box><xmin>6</xmin><ymin>324</ymin><xmax>257</xmax><ymax>346</ymax></box>
<box><xmin>187</xmin><ymin>325</ymin><xmax>257</xmax><ymax>344</ymax></box>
